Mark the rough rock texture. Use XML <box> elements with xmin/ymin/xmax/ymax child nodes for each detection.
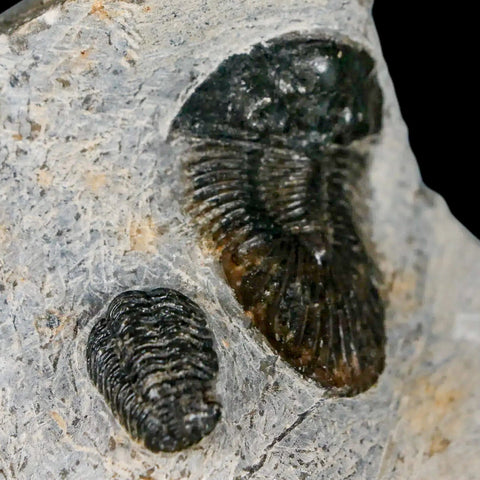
<box><xmin>0</xmin><ymin>1</ymin><xmax>479</xmax><ymax>479</ymax></box>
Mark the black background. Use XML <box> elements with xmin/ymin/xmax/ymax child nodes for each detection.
<box><xmin>372</xmin><ymin>2</ymin><xmax>477</xmax><ymax>239</ymax></box>
<box><xmin>1</xmin><ymin>0</ymin><xmax>16</xmax><ymax>12</ymax></box>
<box><xmin>2</xmin><ymin>1</ymin><xmax>476</xmax><ymax>238</ymax></box>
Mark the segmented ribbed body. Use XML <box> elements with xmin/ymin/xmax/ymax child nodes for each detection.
<box><xmin>86</xmin><ymin>289</ymin><xmax>221</xmax><ymax>452</ymax></box>
<box><xmin>169</xmin><ymin>35</ymin><xmax>385</xmax><ymax>396</ymax></box>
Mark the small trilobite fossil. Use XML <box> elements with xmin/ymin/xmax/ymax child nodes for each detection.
<box><xmin>86</xmin><ymin>288</ymin><xmax>221</xmax><ymax>452</ymax></box>
<box><xmin>169</xmin><ymin>34</ymin><xmax>385</xmax><ymax>396</ymax></box>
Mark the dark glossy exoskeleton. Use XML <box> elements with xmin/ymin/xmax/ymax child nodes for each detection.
<box><xmin>169</xmin><ymin>34</ymin><xmax>385</xmax><ymax>396</ymax></box>
<box><xmin>86</xmin><ymin>289</ymin><xmax>221</xmax><ymax>452</ymax></box>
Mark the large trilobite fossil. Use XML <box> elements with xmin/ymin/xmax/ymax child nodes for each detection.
<box><xmin>169</xmin><ymin>34</ymin><xmax>385</xmax><ymax>396</ymax></box>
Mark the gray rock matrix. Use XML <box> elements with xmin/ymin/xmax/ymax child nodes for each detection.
<box><xmin>1</xmin><ymin>1</ymin><xmax>479</xmax><ymax>479</ymax></box>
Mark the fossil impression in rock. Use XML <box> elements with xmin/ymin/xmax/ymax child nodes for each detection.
<box><xmin>169</xmin><ymin>35</ymin><xmax>385</xmax><ymax>396</ymax></box>
<box><xmin>86</xmin><ymin>288</ymin><xmax>221</xmax><ymax>452</ymax></box>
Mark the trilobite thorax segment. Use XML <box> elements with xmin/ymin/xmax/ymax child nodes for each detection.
<box><xmin>169</xmin><ymin>35</ymin><xmax>385</xmax><ymax>396</ymax></box>
<box><xmin>86</xmin><ymin>289</ymin><xmax>221</xmax><ymax>452</ymax></box>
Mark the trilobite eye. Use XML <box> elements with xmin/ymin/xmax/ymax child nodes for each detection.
<box><xmin>169</xmin><ymin>34</ymin><xmax>385</xmax><ymax>396</ymax></box>
<box><xmin>86</xmin><ymin>289</ymin><xmax>221</xmax><ymax>452</ymax></box>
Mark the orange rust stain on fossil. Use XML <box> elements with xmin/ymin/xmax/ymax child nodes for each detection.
<box><xmin>36</xmin><ymin>168</ymin><xmax>53</xmax><ymax>187</ymax></box>
<box><xmin>90</xmin><ymin>1</ymin><xmax>110</xmax><ymax>19</ymax></box>
<box><xmin>84</xmin><ymin>171</ymin><xmax>107</xmax><ymax>192</ymax></box>
<box><xmin>402</xmin><ymin>371</ymin><xmax>467</xmax><ymax>458</ymax></box>
<box><xmin>128</xmin><ymin>216</ymin><xmax>165</xmax><ymax>254</ymax></box>
<box><xmin>50</xmin><ymin>411</ymin><xmax>67</xmax><ymax>434</ymax></box>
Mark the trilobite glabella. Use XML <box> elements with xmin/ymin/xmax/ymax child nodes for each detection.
<box><xmin>86</xmin><ymin>288</ymin><xmax>221</xmax><ymax>452</ymax></box>
<box><xmin>169</xmin><ymin>35</ymin><xmax>385</xmax><ymax>396</ymax></box>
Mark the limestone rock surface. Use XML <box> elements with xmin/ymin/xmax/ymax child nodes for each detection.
<box><xmin>1</xmin><ymin>1</ymin><xmax>479</xmax><ymax>479</ymax></box>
